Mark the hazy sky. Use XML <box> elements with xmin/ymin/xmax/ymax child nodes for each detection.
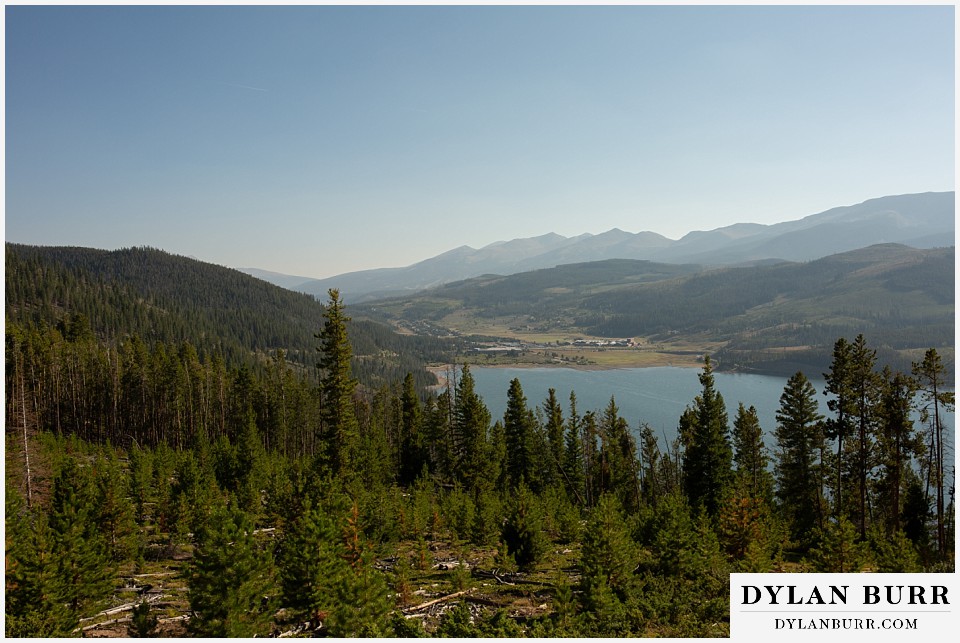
<box><xmin>5</xmin><ymin>4</ymin><xmax>955</xmax><ymax>279</ymax></box>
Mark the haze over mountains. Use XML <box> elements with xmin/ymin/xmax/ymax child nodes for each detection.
<box><xmin>242</xmin><ymin>191</ymin><xmax>954</xmax><ymax>301</ymax></box>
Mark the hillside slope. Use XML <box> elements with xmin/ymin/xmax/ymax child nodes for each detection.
<box><xmin>5</xmin><ymin>244</ymin><xmax>453</xmax><ymax>389</ymax></box>
<box><xmin>359</xmin><ymin>244</ymin><xmax>954</xmax><ymax>376</ymax></box>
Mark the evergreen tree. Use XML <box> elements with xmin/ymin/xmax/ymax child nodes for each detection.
<box><xmin>504</xmin><ymin>378</ymin><xmax>538</xmax><ymax>489</ymax></box>
<box><xmin>234</xmin><ymin>407</ymin><xmax>267</xmax><ymax>516</ymax></box>
<box><xmin>808</xmin><ymin>516</ymin><xmax>869</xmax><ymax>572</ymax></box>
<box><xmin>598</xmin><ymin>397</ymin><xmax>640</xmax><ymax>512</ymax></box>
<box><xmin>316</xmin><ymin>288</ymin><xmax>359</xmax><ymax>477</ymax></box>
<box><xmin>870</xmin><ymin>527</ymin><xmax>922</xmax><ymax>572</ymax></box>
<box><xmin>543</xmin><ymin>388</ymin><xmax>566</xmax><ymax>489</ymax></box>
<box><xmin>398</xmin><ymin>372</ymin><xmax>425</xmax><ymax>486</ymax></box>
<box><xmin>717</xmin><ymin>493</ymin><xmax>771</xmax><ymax>566</ymax></box>
<box><xmin>7</xmin><ymin>485</ymin><xmax>69</xmax><ymax>637</ymax></box>
<box><xmin>326</xmin><ymin>503</ymin><xmax>393</xmax><ymax>636</ymax></box>
<box><xmin>563</xmin><ymin>392</ymin><xmax>586</xmax><ymax>505</ymax></box>
<box><xmin>732</xmin><ymin>403</ymin><xmax>772</xmax><ymax>500</ymax></box>
<box><xmin>501</xmin><ymin>482</ymin><xmax>549</xmax><ymax>572</ymax></box>
<box><xmin>276</xmin><ymin>497</ymin><xmax>348</xmax><ymax>623</ymax></box>
<box><xmin>681</xmin><ymin>356</ymin><xmax>733</xmax><ymax>518</ymax></box>
<box><xmin>823</xmin><ymin>337</ymin><xmax>855</xmax><ymax>521</ymax></box>
<box><xmin>774</xmin><ymin>371</ymin><xmax>825</xmax><ymax>545</ymax></box>
<box><xmin>128</xmin><ymin>600</ymin><xmax>159</xmax><ymax>637</ymax></box>
<box><xmin>128</xmin><ymin>444</ymin><xmax>154</xmax><ymax>526</ymax></box>
<box><xmin>638</xmin><ymin>422</ymin><xmax>661</xmax><ymax>507</ymax></box>
<box><xmin>901</xmin><ymin>472</ymin><xmax>932</xmax><ymax>557</ymax></box>
<box><xmin>94</xmin><ymin>449</ymin><xmax>139</xmax><ymax>563</ymax></box>
<box><xmin>847</xmin><ymin>334</ymin><xmax>881</xmax><ymax>540</ymax></box>
<box><xmin>486</xmin><ymin>419</ymin><xmax>509</xmax><ymax>491</ymax></box>
<box><xmin>48</xmin><ymin>458</ymin><xmax>114</xmax><ymax>621</ymax></box>
<box><xmin>912</xmin><ymin>348</ymin><xmax>955</xmax><ymax>560</ymax></box>
<box><xmin>187</xmin><ymin>501</ymin><xmax>276</xmax><ymax>637</ymax></box>
<box><xmin>452</xmin><ymin>365</ymin><xmax>492</xmax><ymax>490</ymax></box>
<box><xmin>581</xmin><ymin>411</ymin><xmax>600</xmax><ymax>507</ymax></box>
<box><xmin>423</xmin><ymin>389</ymin><xmax>453</xmax><ymax>481</ymax></box>
<box><xmin>5</xmin><ymin>506</ymin><xmax>75</xmax><ymax>637</ymax></box>
<box><xmin>876</xmin><ymin>368</ymin><xmax>920</xmax><ymax>535</ymax></box>
<box><xmin>580</xmin><ymin>494</ymin><xmax>637</xmax><ymax>600</ymax></box>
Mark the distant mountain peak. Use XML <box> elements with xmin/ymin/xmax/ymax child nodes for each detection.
<box><xmin>251</xmin><ymin>191</ymin><xmax>954</xmax><ymax>300</ymax></box>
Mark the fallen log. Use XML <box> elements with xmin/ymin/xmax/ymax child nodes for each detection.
<box><xmin>157</xmin><ymin>614</ymin><xmax>190</xmax><ymax>624</ymax></box>
<box><xmin>131</xmin><ymin>571</ymin><xmax>178</xmax><ymax>579</ymax></box>
<box><xmin>81</xmin><ymin>616</ymin><xmax>132</xmax><ymax>632</ymax></box>
<box><xmin>471</xmin><ymin>569</ymin><xmax>546</xmax><ymax>586</ymax></box>
<box><xmin>402</xmin><ymin>590</ymin><xmax>471</xmax><ymax>614</ymax></box>
<box><xmin>78</xmin><ymin>593</ymin><xmax>167</xmax><ymax>622</ymax></box>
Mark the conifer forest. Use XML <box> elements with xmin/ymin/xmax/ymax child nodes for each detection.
<box><xmin>4</xmin><ymin>245</ymin><xmax>955</xmax><ymax>637</ymax></box>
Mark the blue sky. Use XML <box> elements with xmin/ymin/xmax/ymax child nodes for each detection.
<box><xmin>5</xmin><ymin>4</ymin><xmax>955</xmax><ymax>279</ymax></box>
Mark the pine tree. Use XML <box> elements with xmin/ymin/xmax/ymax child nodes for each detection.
<box><xmin>486</xmin><ymin>419</ymin><xmax>508</xmax><ymax>491</ymax></box>
<box><xmin>128</xmin><ymin>599</ymin><xmax>159</xmax><ymax>637</ymax></box>
<box><xmin>876</xmin><ymin>367</ymin><xmax>920</xmax><ymax>535</ymax></box>
<box><xmin>847</xmin><ymin>334</ymin><xmax>880</xmax><ymax>540</ymax></box>
<box><xmin>235</xmin><ymin>407</ymin><xmax>267</xmax><ymax>516</ymax></box>
<box><xmin>901</xmin><ymin>472</ymin><xmax>931</xmax><ymax>556</ymax></box>
<box><xmin>543</xmin><ymin>388</ymin><xmax>566</xmax><ymax>489</ymax></box>
<box><xmin>48</xmin><ymin>458</ymin><xmax>114</xmax><ymax>621</ymax></box>
<box><xmin>128</xmin><ymin>444</ymin><xmax>154</xmax><ymax>525</ymax></box>
<box><xmin>870</xmin><ymin>527</ymin><xmax>922</xmax><ymax>572</ymax></box>
<box><xmin>823</xmin><ymin>337</ymin><xmax>855</xmax><ymax>521</ymax></box>
<box><xmin>5</xmin><ymin>506</ymin><xmax>75</xmax><ymax>637</ymax></box>
<box><xmin>423</xmin><ymin>389</ymin><xmax>453</xmax><ymax>481</ymax></box>
<box><xmin>504</xmin><ymin>378</ymin><xmax>538</xmax><ymax>489</ymax></box>
<box><xmin>912</xmin><ymin>348</ymin><xmax>955</xmax><ymax>560</ymax></box>
<box><xmin>187</xmin><ymin>501</ymin><xmax>276</xmax><ymax>637</ymax></box>
<box><xmin>276</xmin><ymin>497</ymin><xmax>348</xmax><ymax>623</ymax></box>
<box><xmin>599</xmin><ymin>397</ymin><xmax>640</xmax><ymax>512</ymax></box>
<box><xmin>276</xmin><ymin>491</ymin><xmax>393</xmax><ymax>635</ymax></box>
<box><xmin>452</xmin><ymin>365</ymin><xmax>492</xmax><ymax>490</ymax></box>
<box><xmin>398</xmin><ymin>372</ymin><xmax>425</xmax><ymax>485</ymax></box>
<box><xmin>582</xmin><ymin>411</ymin><xmax>600</xmax><ymax>507</ymax></box>
<box><xmin>501</xmin><ymin>482</ymin><xmax>549</xmax><ymax>572</ymax></box>
<box><xmin>316</xmin><ymin>288</ymin><xmax>359</xmax><ymax>477</ymax></box>
<box><xmin>325</xmin><ymin>503</ymin><xmax>393</xmax><ymax>636</ymax></box>
<box><xmin>681</xmin><ymin>356</ymin><xmax>733</xmax><ymax>518</ymax></box>
<box><xmin>580</xmin><ymin>494</ymin><xmax>637</xmax><ymax>600</ymax></box>
<box><xmin>563</xmin><ymin>392</ymin><xmax>586</xmax><ymax>505</ymax></box>
<box><xmin>638</xmin><ymin>422</ymin><xmax>661</xmax><ymax>507</ymax></box>
<box><xmin>808</xmin><ymin>516</ymin><xmax>869</xmax><ymax>572</ymax></box>
<box><xmin>732</xmin><ymin>403</ymin><xmax>772</xmax><ymax>501</ymax></box>
<box><xmin>94</xmin><ymin>449</ymin><xmax>139</xmax><ymax>563</ymax></box>
<box><xmin>774</xmin><ymin>371</ymin><xmax>825</xmax><ymax>545</ymax></box>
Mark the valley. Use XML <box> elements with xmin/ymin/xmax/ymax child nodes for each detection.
<box><xmin>358</xmin><ymin>244</ymin><xmax>955</xmax><ymax>381</ymax></box>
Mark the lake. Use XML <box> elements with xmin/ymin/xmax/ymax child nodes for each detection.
<box><xmin>462</xmin><ymin>366</ymin><xmax>953</xmax><ymax>454</ymax></box>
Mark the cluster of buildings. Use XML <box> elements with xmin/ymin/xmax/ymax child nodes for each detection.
<box><xmin>468</xmin><ymin>337</ymin><xmax>635</xmax><ymax>353</ymax></box>
<box><xmin>568</xmin><ymin>338</ymin><xmax>634</xmax><ymax>348</ymax></box>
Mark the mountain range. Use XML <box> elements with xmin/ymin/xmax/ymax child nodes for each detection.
<box><xmin>242</xmin><ymin>191</ymin><xmax>955</xmax><ymax>301</ymax></box>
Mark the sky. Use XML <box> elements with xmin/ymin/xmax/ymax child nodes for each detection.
<box><xmin>4</xmin><ymin>3</ymin><xmax>955</xmax><ymax>279</ymax></box>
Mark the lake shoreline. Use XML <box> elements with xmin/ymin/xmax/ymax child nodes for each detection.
<box><xmin>426</xmin><ymin>361</ymin><xmax>701</xmax><ymax>391</ymax></box>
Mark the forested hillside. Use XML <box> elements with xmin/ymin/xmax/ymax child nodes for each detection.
<box><xmin>361</xmin><ymin>244</ymin><xmax>954</xmax><ymax>378</ymax></box>
<box><xmin>5</xmin><ymin>244</ymin><xmax>955</xmax><ymax>637</ymax></box>
<box><xmin>5</xmin><ymin>243</ymin><xmax>453</xmax><ymax>390</ymax></box>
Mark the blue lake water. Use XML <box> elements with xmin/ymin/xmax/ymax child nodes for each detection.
<box><xmin>463</xmin><ymin>366</ymin><xmax>953</xmax><ymax>455</ymax></box>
